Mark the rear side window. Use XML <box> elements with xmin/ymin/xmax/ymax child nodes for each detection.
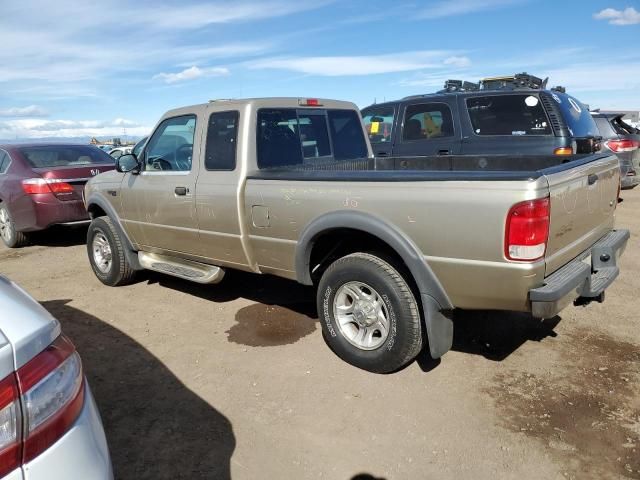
<box><xmin>257</xmin><ymin>108</ymin><xmax>367</xmax><ymax>169</ymax></box>
<box><xmin>553</xmin><ymin>94</ymin><xmax>597</xmax><ymax>138</ymax></box>
<box><xmin>402</xmin><ymin>103</ymin><xmax>454</xmax><ymax>141</ymax></box>
<box><xmin>18</xmin><ymin>145</ymin><xmax>113</xmax><ymax>168</ymax></box>
<box><xmin>466</xmin><ymin>94</ymin><xmax>552</xmax><ymax>136</ymax></box>
<box><xmin>0</xmin><ymin>151</ymin><xmax>9</xmax><ymax>173</ymax></box>
<box><xmin>593</xmin><ymin>116</ymin><xmax>616</xmax><ymax>137</ymax></box>
<box><xmin>205</xmin><ymin>111</ymin><xmax>239</xmax><ymax>171</ymax></box>
<box><xmin>361</xmin><ymin>106</ymin><xmax>395</xmax><ymax>144</ymax></box>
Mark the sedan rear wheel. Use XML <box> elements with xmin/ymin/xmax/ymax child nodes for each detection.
<box><xmin>0</xmin><ymin>204</ymin><xmax>28</xmax><ymax>248</ymax></box>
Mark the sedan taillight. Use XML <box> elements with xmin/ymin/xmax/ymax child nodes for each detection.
<box><xmin>22</xmin><ymin>178</ymin><xmax>76</xmax><ymax>200</ymax></box>
<box><xmin>605</xmin><ymin>139</ymin><xmax>640</xmax><ymax>153</ymax></box>
<box><xmin>0</xmin><ymin>335</ymin><xmax>84</xmax><ymax>475</ymax></box>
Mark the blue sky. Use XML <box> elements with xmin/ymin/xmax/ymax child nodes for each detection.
<box><xmin>0</xmin><ymin>0</ymin><xmax>638</xmax><ymax>140</ymax></box>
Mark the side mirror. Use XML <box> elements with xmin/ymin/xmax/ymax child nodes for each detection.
<box><xmin>116</xmin><ymin>154</ymin><xmax>140</xmax><ymax>174</ymax></box>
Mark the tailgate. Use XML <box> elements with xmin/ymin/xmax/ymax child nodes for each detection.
<box><xmin>544</xmin><ymin>154</ymin><xmax>620</xmax><ymax>275</ymax></box>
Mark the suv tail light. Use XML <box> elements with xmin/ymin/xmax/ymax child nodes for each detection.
<box><xmin>605</xmin><ymin>139</ymin><xmax>640</xmax><ymax>153</ymax></box>
<box><xmin>505</xmin><ymin>197</ymin><xmax>550</xmax><ymax>261</ymax></box>
<box><xmin>22</xmin><ymin>178</ymin><xmax>76</xmax><ymax>200</ymax></box>
<box><xmin>0</xmin><ymin>336</ymin><xmax>84</xmax><ymax>475</ymax></box>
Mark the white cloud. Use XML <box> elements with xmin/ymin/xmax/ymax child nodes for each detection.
<box><xmin>153</xmin><ymin>66</ymin><xmax>230</xmax><ymax>84</ymax></box>
<box><xmin>594</xmin><ymin>7</ymin><xmax>640</xmax><ymax>25</ymax></box>
<box><xmin>0</xmin><ymin>105</ymin><xmax>48</xmax><ymax>117</ymax></box>
<box><xmin>0</xmin><ymin>118</ymin><xmax>150</xmax><ymax>139</ymax></box>
<box><xmin>418</xmin><ymin>0</ymin><xmax>525</xmax><ymax>19</ymax></box>
<box><xmin>444</xmin><ymin>56</ymin><xmax>472</xmax><ymax>68</ymax></box>
<box><xmin>249</xmin><ymin>50</ymin><xmax>463</xmax><ymax>76</ymax></box>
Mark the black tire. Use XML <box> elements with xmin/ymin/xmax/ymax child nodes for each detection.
<box><xmin>317</xmin><ymin>252</ymin><xmax>422</xmax><ymax>373</ymax></box>
<box><xmin>0</xmin><ymin>204</ymin><xmax>29</xmax><ymax>248</ymax></box>
<box><xmin>87</xmin><ymin>216</ymin><xmax>136</xmax><ymax>286</ymax></box>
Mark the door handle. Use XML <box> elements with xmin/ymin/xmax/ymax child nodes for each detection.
<box><xmin>377</xmin><ymin>151</ymin><xmax>388</xmax><ymax>157</ymax></box>
<box><xmin>175</xmin><ymin>186</ymin><xmax>188</xmax><ymax>196</ymax></box>
<box><xmin>438</xmin><ymin>149</ymin><xmax>450</xmax><ymax>156</ymax></box>
<box><xmin>588</xmin><ymin>174</ymin><xmax>598</xmax><ymax>186</ymax></box>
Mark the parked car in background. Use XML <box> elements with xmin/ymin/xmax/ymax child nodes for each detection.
<box><xmin>361</xmin><ymin>73</ymin><xmax>601</xmax><ymax>157</ymax></box>
<box><xmin>131</xmin><ymin>136</ymin><xmax>148</xmax><ymax>158</ymax></box>
<box><xmin>592</xmin><ymin>112</ymin><xmax>640</xmax><ymax>189</ymax></box>
<box><xmin>96</xmin><ymin>145</ymin><xmax>113</xmax><ymax>152</ymax></box>
<box><xmin>83</xmin><ymin>98</ymin><xmax>627</xmax><ymax>373</ymax></box>
<box><xmin>108</xmin><ymin>146</ymin><xmax>132</xmax><ymax>160</ymax></box>
<box><xmin>0</xmin><ymin>275</ymin><xmax>113</xmax><ymax>479</ymax></box>
<box><xmin>0</xmin><ymin>144</ymin><xmax>115</xmax><ymax>248</ymax></box>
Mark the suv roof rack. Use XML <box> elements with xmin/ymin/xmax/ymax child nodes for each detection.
<box><xmin>550</xmin><ymin>86</ymin><xmax>566</xmax><ymax>93</ymax></box>
<box><xmin>480</xmin><ymin>72</ymin><xmax>548</xmax><ymax>91</ymax></box>
<box><xmin>436</xmin><ymin>80</ymin><xmax>480</xmax><ymax>93</ymax></box>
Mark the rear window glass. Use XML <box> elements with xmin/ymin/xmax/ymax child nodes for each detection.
<box><xmin>18</xmin><ymin>145</ymin><xmax>113</xmax><ymax>168</ymax></box>
<box><xmin>362</xmin><ymin>106</ymin><xmax>395</xmax><ymax>143</ymax></box>
<box><xmin>257</xmin><ymin>108</ymin><xmax>367</xmax><ymax>169</ymax></box>
<box><xmin>554</xmin><ymin>94</ymin><xmax>597</xmax><ymax>138</ymax></box>
<box><xmin>466</xmin><ymin>94</ymin><xmax>552</xmax><ymax>136</ymax></box>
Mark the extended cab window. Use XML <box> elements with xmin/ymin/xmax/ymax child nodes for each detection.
<box><xmin>144</xmin><ymin>115</ymin><xmax>196</xmax><ymax>172</ymax></box>
<box><xmin>205</xmin><ymin>111</ymin><xmax>239</xmax><ymax>170</ymax></box>
<box><xmin>466</xmin><ymin>95</ymin><xmax>552</xmax><ymax>136</ymax></box>
<box><xmin>257</xmin><ymin>108</ymin><xmax>366</xmax><ymax>169</ymax></box>
<box><xmin>362</xmin><ymin>106</ymin><xmax>395</xmax><ymax>144</ymax></box>
<box><xmin>402</xmin><ymin>103</ymin><xmax>454</xmax><ymax>141</ymax></box>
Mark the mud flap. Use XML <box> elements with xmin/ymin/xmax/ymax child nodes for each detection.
<box><xmin>421</xmin><ymin>294</ymin><xmax>453</xmax><ymax>359</ymax></box>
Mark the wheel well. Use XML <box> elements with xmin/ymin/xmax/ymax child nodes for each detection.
<box><xmin>309</xmin><ymin>228</ymin><xmax>411</xmax><ymax>284</ymax></box>
<box><xmin>87</xmin><ymin>204</ymin><xmax>106</xmax><ymax>219</ymax></box>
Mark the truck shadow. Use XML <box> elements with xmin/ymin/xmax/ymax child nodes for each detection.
<box><xmin>27</xmin><ymin>225</ymin><xmax>88</xmax><ymax>247</ymax></box>
<box><xmin>41</xmin><ymin>300</ymin><xmax>236</xmax><ymax>480</ymax></box>
<box><xmin>417</xmin><ymin>310</ymin><xmax>561</xmax><ymax>371</ymax></box>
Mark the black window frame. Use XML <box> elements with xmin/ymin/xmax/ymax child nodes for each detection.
<box><xmin>204</xmin><ymin>110</ymin><xmax>240</xmax><ymax>171</ymax></box>
<box><xmin>465</xmin><ymin>93</ymin><xmax>553</xmax><ymax>137</ymax></box>
<box><xmin>143</xmin><ymin>114</ymin><xmax>197</xmax><ymax>173</ymax></box>
<box><xmin>401</xmin><ymin>102</ymin><xmax>455</xmax><ymax>143</ymax></box>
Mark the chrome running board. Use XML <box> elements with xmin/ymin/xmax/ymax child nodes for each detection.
<box><xmin>138</xmin><ymin>252</ymin><xmax>225</xmax><ymax>284</ymax></box>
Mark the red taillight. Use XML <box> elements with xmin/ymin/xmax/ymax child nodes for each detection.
<box><xmin>554</xmin><ymin>147</ymin><xmax>574</xmax><ymax>155</ymax></box>
<box><xmin>505</xmin><ymin>197</ymin><xmax>550</xmax><ymax>261</ymax></box>
<box><xmin>298</xmin><ymin>98</ymin><xmax>322</xmax><ymax>107</ymax></box>
<box><xmin>0</xmin><ymin>374</ymin><xmax>21</xmax><ymax>477</ymax></box>
<box><xmin>22</xmin><ymin>179</ymin><xmax>75</xmax><ymax>198</ymax></box>
<box><xmin>0</xmin><ymin>336</ymin><xmax>85</xmax><ymax>469</ymax></box>
<box><xmin>605</xmin><ymin>139</ymin><xmax>640</xmax><ymax>153</ymax></box>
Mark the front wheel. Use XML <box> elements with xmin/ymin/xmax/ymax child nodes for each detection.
<box><xmin>87</xmin><ymin>217</ymin><xmax>136</xmax><ymax>286</ymax></box>
<box><xmin>317</xmin><ymin>253</ymin><xmax>423</xmax><ymax>373</ymax></box>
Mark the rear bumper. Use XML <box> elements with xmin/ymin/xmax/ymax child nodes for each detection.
<box><xmin>621</xmin><ymin>174</ymin><xmax>639</xmax><ymax>189</ymax></box>
<box><xmin>529</xmin><ymin>229</ymin><xmax>630</xmax><ymax>318</ymax></box>
<box><xmin>13</xmin><ymin>194</ymin><xmax>89</xmax><ymax>232</ymax></box>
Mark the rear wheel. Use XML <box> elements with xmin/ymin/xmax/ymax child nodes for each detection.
<box><xmin>87</xmin><ymin>216</ymin><xmax>136</xmax><ymax>286</ymax></box>
<box><xmin>0</xmin><ymin>204</ymin><xmax>29</xmax><ymax>248</ymax></box>
<box><xmin>317</xmin><ymin>252</ymin><xmax>422</xmax><ymax>373</ymax></box>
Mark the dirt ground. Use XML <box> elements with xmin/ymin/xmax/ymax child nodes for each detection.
<box><xmin>1</xmin><ymin>189</ymin><xmax>639</xmax><ymax>480</ymax></box>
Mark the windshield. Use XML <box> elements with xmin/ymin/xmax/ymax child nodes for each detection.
<box><xmin>18</xmin><ymin>145</ymin><xmax>114</xmax><ymax>168</ymax></box>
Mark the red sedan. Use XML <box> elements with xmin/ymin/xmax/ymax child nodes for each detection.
<box><xmin>0</xmin><ymin>144</ymin><xmax>114</xmax><ymax>248</ymax></box>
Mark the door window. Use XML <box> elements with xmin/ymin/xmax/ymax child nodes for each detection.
<box><xmin>205</xmin><ymin>111</ymin><xmax>239</xmax><ymax>171</ymax></box>
<box><xmin>402</xmin><ymin>103</ymin><xmax>454</xmax><ymax>141</ymax></box>
<box><xmin>361</xmin><ymin>106</ymin><xmax>395</xmax><ymax>144</ymax></box>
<box><xmin>144</xmin><ymin>115</ymin><xmax>196</xmax><ymax>171</ymax></box>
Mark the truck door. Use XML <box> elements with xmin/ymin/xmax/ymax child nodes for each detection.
<box><xmin>119</xmin><ymin>113</ymin><xmax>201</xmax><ymax>254</ymax></box>
<box><xmin>391</xmin><ymin>99</ymin><xmax>462</xmax><ymax>157</ymax></box>
<box><xmin>361</xmin><ymin>104</ymin><xmax>397</xmax><ymax>157</ymax></box>
<box><xmin>194</xmin><ymin>108</ymin><xmax>248</xmax><ymax>265</ymax></box>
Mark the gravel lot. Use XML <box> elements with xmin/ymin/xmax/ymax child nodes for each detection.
<box><xmin>1</xmin><ymin>189</ymin><xmax>638</xmax><ymax>480</ymax></box>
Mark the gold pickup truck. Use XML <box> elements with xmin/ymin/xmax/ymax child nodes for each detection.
<box><xmin>84</xmin><ymin>98</ymin><xmax>629</xmax><ymax>373</ymax></box>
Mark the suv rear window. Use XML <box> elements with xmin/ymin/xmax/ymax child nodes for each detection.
<box><xmin>18</xmin><ymin>145</ymin><xmax>113</xmax><ymax>168</ymax></box>
<box><xmin>554</xmin><ymin>94</ymin><xmax>598</xmax><ymax>138</ymax></box>
<box><xmin>257</xmin><ymin>108</ymin><xmax>367</xmax><ymax>169</ymax></box>
<box><xmin>466</xmin><ymin>94</ymin><xmax>552</xmax><ymax>136</ymax></box>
